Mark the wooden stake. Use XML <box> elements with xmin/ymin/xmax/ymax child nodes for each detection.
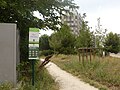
<box><xmin>86</xmin><ymin>48</ymin><xmax>88</xmax><ymax>61</ymax></box>
<box><xmin>90</xmin><ymin>49</ymin><xmax>92</xmax><ymax>62</ymax></box>
<box><xmin>78</xmin><ymin>51</ymin><xmax>81</xmax><ymax>62</ymax></box>
<box><xmin>82</xmin><ymin>49</ymin><xmax>84</xmax><ymax>64</ymax></box>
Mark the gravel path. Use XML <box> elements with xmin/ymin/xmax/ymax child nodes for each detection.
<box><xmin>110</xmin><ymin>53</ymin><xmax>120</xmax><ymax>58</ymax></box>
<box><xmin>41</xmin><ymin>59</ymin><xmax>98</xmax><ymax>90</ymax></box>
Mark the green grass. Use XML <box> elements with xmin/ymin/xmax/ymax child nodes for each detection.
<box><xmin>0</xmin><ymin>61</ymin><xmax>59</xmax><ymax>90</ymax></box>
<box><xmin>16</xmin><ymin>69</ymin><xmax>59</xmax><ymax>90</ymax></box>
<box><xmin>52</xmin><ymin>54</ymin><xmax>120</xmax><ymax>90</ymax></box>
<box><xmin>0</xmin><ymin>82</ymin><xmax>13</xmax><ymax>90</ymax></box>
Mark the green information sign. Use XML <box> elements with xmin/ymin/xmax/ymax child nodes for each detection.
<box><xmin>29</xmin><ymin>28</ymin><xmax>39</xmax><ymax>59</ymax></box>
<box><xmin>29</xmin><ymin>47</ymin><xmax>39</xmax><ymax>58</ymax></box>
<box><xmin>29</xmin><ymin>28</ymin><xmax>40</xmax><ymax>86</ymax></box>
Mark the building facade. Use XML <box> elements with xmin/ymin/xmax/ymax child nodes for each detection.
<box><xmin>61</xmin><ymin>9</ymin><xmax>82</xmax><ymax>35</ymax></box>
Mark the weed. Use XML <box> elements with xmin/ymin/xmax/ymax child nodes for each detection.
<box><xmin>52</xmin><ymin>55</ymin><xmax>120</xmax><ymax>90</ymax></box>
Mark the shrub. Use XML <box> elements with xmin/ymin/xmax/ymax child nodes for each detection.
<box><xmin>0</xmin><ymin>82</ymin><xmax>13</xmax><ymax>90</ymax></box>
<box><xmin>40</xmin><ymin>50</ymin><xmax>54</xmax><ymax>56</ymax></box>
<box><xmin>52</xmin><ymin>55</ymin><xmax>120</xmax><ymax>90</ymax></box>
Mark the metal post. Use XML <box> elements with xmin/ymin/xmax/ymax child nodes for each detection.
<box><xmin>90</xmin><ymin>49</ymin><xmax>92</xmax><ymax>62</ymax></box>
<box><xmin>86</xmin><ymin>48</ymin><xmax>88</xmax><ymax>61</ymax></box>
<box><xmin>82</xmin><ymin>49</ymin><xmax>84</xmax><ymax>64</ymax></box>
<box><xmin>78</xmin><ymin>51</ymin><xmax>80</xmax><ymax>62</ymax></box>
<box><xmin>32</xmin><ymin>59</ymin><xmax>35</xmax><ymax>86</ymax></box>
<box><xmin>93</xmin><ymin>48</ymin><xmax>95</xmax><ymax>60</ymax></box>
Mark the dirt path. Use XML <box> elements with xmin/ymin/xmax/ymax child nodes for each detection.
<box><xmin>41</xmin><ymin>59</ymin><xmax>98</xmax><ymax>90</ymax></box>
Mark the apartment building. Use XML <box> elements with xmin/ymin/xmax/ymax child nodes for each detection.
<box><xmin>61</xmin><ymin>9</ymin><xmax>82</xmax><ymax>35</ymax></box>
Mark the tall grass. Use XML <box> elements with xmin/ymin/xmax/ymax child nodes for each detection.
<box><xmin>0</xmin><ymin>82</ymin><xmax>13</xmax><ymax>90</ymax></box>
<box><xmin>0</xmin><ymin>61</ymin><xmax>58</xmax><ymax>90</ymax></box>
<box><xmin>16</xmin><ymin>69</ymin><xmax>58</xmax><ymax>90</ymax></box>
<box><xmin>17</xmin><ymin>60</ymin><xmax>59</xmax><ymax>90</ymax></box>
<box><xmin>52</xmin><ymin>55</ymin><xmax>120</xmax><ymax>90</ymax></box>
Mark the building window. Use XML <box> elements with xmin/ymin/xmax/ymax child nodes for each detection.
<box><xmin>75</xmin><ymin>16</ymin><xmax>77</xmax><ymax>19</ymax></box>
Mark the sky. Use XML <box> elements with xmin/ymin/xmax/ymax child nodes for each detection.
<box><xmin>37</xmin><ymin>0</ymin><xmax>120</xmax><ymax>35</ymax></box>
<box><xmin>74</xmin><ymin>0</ymin><xmax>120</xmax><ymax>34</ymax></box>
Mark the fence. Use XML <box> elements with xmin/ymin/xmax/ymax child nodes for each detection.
<box><xmin>78</xmin><ymin>47</ymin><xmax>103</xmax><ymax>64</ymax></box>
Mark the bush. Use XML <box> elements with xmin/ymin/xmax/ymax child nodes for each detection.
<box><xmin>40</xmin><ymin>50</ymin><xmax>54</xmax><ymax>56</ymax></box>
<box><xmin>16</xmin><ymin>60</ymin><xmax>58</xmax><ymax>90</ymax></box>
<box><xmin>59</xmin><ymin>47</ymin><xmax>76</xmax><ymax>55</ymax></box>
<box><xmin>52</xmin><ymin>55</ymin><xmax>120</xmax><ymax>90</ymax></box>
<box><xmin>104</xmin><ymin>32</ymin><xmax>120</xmax><ymax>54</ymax></box>
<box><xmin>0</xmin><ymin>82</ymin><xmax>13</xmax><ymax>90</ymax></box>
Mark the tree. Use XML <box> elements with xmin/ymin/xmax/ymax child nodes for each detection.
<box><xmin>104</xmin><ymin>32</ymin><xmax>120</xmax><ymax>54</ymax></box>
<box><xmin>94</xmin><ymin>17</ymin><xmax>107</xmax><ymax>48</ymax></box>
<box><xmin>49</xmin><ymin>32</ymin><xmax>62</xmax><ymax>54</ymax></box>
<box><xmin>39</xmin><ymin>34</ymin><xmax>51</xmax><ymax>51</ymax></box>
<box><xmin>49</xmin><ymin>24</ymin><xmax>75</xmax><ymax>54</ymax></box>
<box><xmin>58</xmin><ymin>24</ymin><xmax>75</xmax><ymax>54</ymax></box>
<box><xmin>75</xmin><ymin>14</ymin><xmax>94</xmax><ymax>48</ymax></box>
<box><xmin>0</xmin><ymin>0</ymin><xmax>77</xmax><ymax>61</ymax></box>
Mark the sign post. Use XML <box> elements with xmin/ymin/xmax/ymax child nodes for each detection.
<box><xmin>29</xmin><ymin>28</ymin><xmax>39</xmax><ymax>86</ymax></box>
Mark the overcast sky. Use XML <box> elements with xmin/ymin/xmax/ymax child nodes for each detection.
<box><xmin>38</xmin><ymin>0</ymin><xmax>120</xmax><ymax>35</ymax></box>
<box><xmin>74</xmin><ymin>0</ymin><xmax>120</xmax><ymax>34</ymax></box>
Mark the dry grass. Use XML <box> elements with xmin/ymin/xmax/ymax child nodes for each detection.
<box><xmin>51</xmin><ymin>54</ymin><xmax>120</xmax><ymax>90</ymax></box>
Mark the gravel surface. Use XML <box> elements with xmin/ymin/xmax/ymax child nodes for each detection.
<box><xmin>41</xmin><ymin>59</ymin><xmax>98</xmax><ymax>90</ymax></box>
<box><xmin>110</xmin><ymin>53</ymin><xmax>120</xmax><ymax>58</ymax></box>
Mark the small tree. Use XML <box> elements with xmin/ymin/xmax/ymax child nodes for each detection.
<box><xmin>104</xmin><ymin>32</ymin><xmax>120</xmax><ymax>54</ymax></box>
<box><xmin>59</xmin><ymin>24</ymin><xmax>75</xmax><ymax>54</ymax></box>
<box><xmin>49</xmin><ymin>24</ymin><xmax>75</xmax><ymax>54</ymax></box>
<box><xmin>94</xmin><ymin>17</ymin><xmax>107</xmax><ymax>48</ymax></box>
<box><xmin>39</xmin><ymin>34</ymin><xmax>51</xmax><ymax>51</ymax></box>
<box><xmin>49</xmin><ymin>32</ymin><xmax>62</xmax><ymax>54</ymax></box>
<box><xmin>75</xmin><ymin>14</ymin><xmax>94</xmax><ymax>48</ymax></box>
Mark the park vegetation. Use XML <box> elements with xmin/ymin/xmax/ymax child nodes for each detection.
<box><xmin>0</xmin><ymin>61</ymin><xmax>59</xmax><ymax>90</ymax></box>
<box><xmin>39</xmin><ymin>16</ymin><xmax>120</xmax><ymax>56</ymax></box>
<box><xmin>0</xmin><ymin>0</ymin><xmax>77</xmax><ymax>63</ymax></box>
<box><xmin>52</xmin><ymin>55</ymin><xmax>120</xmax><ymax>90</ymax></box>
<box><xmin>0</xmin><ymin>0</ymin><xmax>120</xmax><ymax>89</ymax></box>
<box><xmin>104</xmin><ymin>32</ymin><xmax>120</xmax><ymax>54</ymax></box>
<box><xmin>39</xmin><ymin>14</ymin><xmax>120</xmax><ymax>90</ymax></box>
<box><xmin>0</xmin><ymin>0</ymin><xmax>77</xmax><ymax>89</ymax></box>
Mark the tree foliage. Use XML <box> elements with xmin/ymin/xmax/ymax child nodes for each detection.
<box><xmin>0</xmin><ymin>0</ymin><xmax>77</xmax><ymax>61</ymax></box>
<box><xmin>0</xmin><ymin>0</ymin><xmax>78</xmax><ymax>30</ymax></box>
<box><xmin>104</xmin><ymin>32</ymin><xmax>120</xmax><ymax>54</ymax></box>
<box><xmin>49</xmin><ymin>24</ymin><xmax>75</xmax><ymax>54</ymax></box>
<box><xmin>49</xmin><ymin>32</ymin><xmax>62</xmax><ymax>54</ymax></box>
<box><xmin>59</xmin><ymin>24</ymin><xmax>75</xmax><ymax>54</ymax></box>
<box><xmin>94</xmin><ymin>17</ymin><xmax>107</xmax><ymax>48</ymax></box>
<box><xmin>75</xmin><ymin>14</ymin><xmax>94</xmax><ymax>48</ymax></box>
<box><xmin>39</xmin><ymin>34</ymin><xmax>51</xmax><ymax>51</ymax></box>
